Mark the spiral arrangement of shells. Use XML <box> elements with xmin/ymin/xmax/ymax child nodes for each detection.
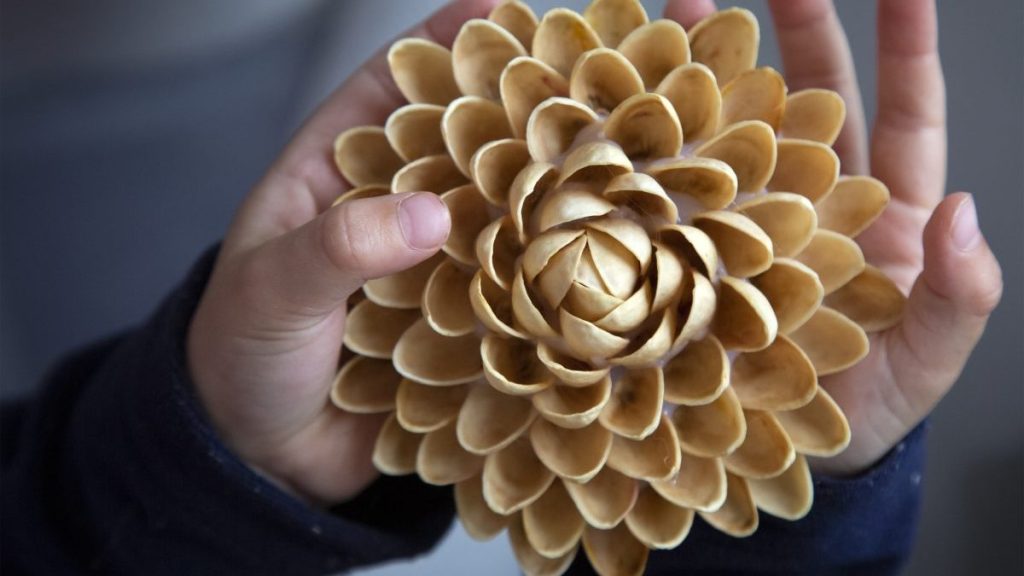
<box><xmin>329</xmin><ymin>1</ymin><xmax>906</xmax><ymax>575</ymax></box>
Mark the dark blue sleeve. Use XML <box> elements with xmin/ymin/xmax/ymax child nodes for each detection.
<box><xmin>1</xmin><ymin>246</ymin><xmax>456</xmax><ymax>576</ymax></box>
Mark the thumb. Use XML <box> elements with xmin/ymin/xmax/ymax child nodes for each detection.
<box><xmin>887</xmin><ymin>192</ymin><xmax>1003</xmax><ymax>419</ymax></box>
<box><xmin>246</xmin><ymin>192</ymin><xmax>450</xmax><ymax>324</ymax></box>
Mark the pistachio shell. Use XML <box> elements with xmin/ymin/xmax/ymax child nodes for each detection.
<box><xmin>664</xmin><ymin>335</ymin><xmax>729</xmax><ymax>406</ymax></box>
<box><xmin>556</xmin><ymin>141</ymin><xmax>632</xmax><ymax>187</ymax></box>
<box><xmin>595</xmin><ymin>282</ymin><xmax>652</xmax><ymax>333</ymax></box>
<box><xmin>532</xmin><ymin>8</ymin><xmax>603</xmax><ymax>78</ymax></box>
<box><xmin>774</xmin><ymin>387</ymin><xmax>850</xmax><ymax>457</ymax></box>
<box><xmin>387</xmin><ymin>38</ymin><xmax>461</xmax><ymax>105</ymax></box>
<box><xmin>452</xmin><ymin>19</ymin><xmax>527</xmax><ymax>100</ymax></box>
<box><xmin>604</xmin><ymin>93</ymin><xmax>683</xmax><ymax>159</ymax></box>
<box><xmin>489</xmin><ymin>0</ymin><xmax>538</xmax><ymax>50</ymax></box>
<box><xmin>525</xmin><ymin>96</ymin><xmax>599</xmax><ymax>163</ymax></box>
<box><xmin>650</xmin><ymin>452</ymin><xmax>727</xmax><ymax>512</ymax></box>
<box><xmin>583</xmin><ymin>232</ymin><xmax>642</xmax><ymax>300</ymax></box>
<box><xmin>502</xmin><ymin>58</ymin><xmax>571</xmax><ymax>139</ymax></box>
<box><xmin>795</xmin><ymin>230</ymin><xmax>866</xmax><ymax>294</ymax></box>
<box><xmin>533</xmin><ymin>377</ymin><xmax>611</xmax><ymax>429</ymax></box>
<box><xmin>385</xmin><ymin>104</ymin><xmax>446</xmax><ymax>162</ymax></box>
<box><xmin>675</xmin><ymin>271</ymin><xmax>718</xmax><ymax>346</ymax></box>
<box><xmin>781</xmin><ymin>89</ymin><xmax>846</xmax><ymax>145</ymax></box>
<box><xmin>509</xmin><ymin>516</ymin><xmax>577</xmax><ymax>576</ymax></box>
<box><xmin>696</xmin><ymin>120</ymin><xmax>777</xmax><ymax>193</ymax></box>
<box><xmin>748</xmin><ymin>454</ymin><xmax>813</xmax><ymax>520</ymax></box>
<box><xmin>510</xmin><ymin>162</ymin><xmax>559</xmax><ymax>241</ymax></box>
<box><xmin>418</xmin><ymin>421</ymin><xmax>484</xmax><ymax>486</ymax></box>
<box><xmin>674</xmin><ymin>386</ymin><xmax>747</xmax><ymax>458</ymax></box>
<box><xmin>470</xmin><ymin>270</ymin><xmax>528</xmax><ymax>339</ymax></box>
<box><xmin>524</xmin><ymin>230</ymin><xmax>585</xmax><ymax>306</ymax></box>
<box><xmin>442</xmin><ymin>96</ymin><xmax>514</xmax><ymax>177</ymax></box>
<box><xmin>768</xmin><ymin>139</ymin><xmax>840</xmax><ymax>203</ymax></box>
<box><xmin>456</xmin><ymin>475</ymin><xmax>510</xmax><ymax>541</ymax></box>
<box><xmin>564</xmin><ymin>467</ymin><xmax>639</xmax><ymax>529</ymax></box>
<box><xmin>598</xmin><ymin>366</ymin><xmax>664</xmax><ymax>440</ymax></box>
<box><xmin>658</xmin><ymin>225</ymin><xmax>719</xmax><ymax>280</ymax></box>
<box><xmin>512</xmin><ymin>270</ymin><xmax>560</xmax><ymax>341</ymax></box>
<box><xmin>458</xmin><ymin>384</ymin><xmax>537</xmax><ymax>455</ymax></box>
<box><xmin>536</xmin><ymin>187</ymin><xmax>616</xmax><ymax>232</ymax></box>
<box><xmin>625</xmin><ymin>485</ymin><xmax>695</xmax><ymax>549</ymax></box>
<box><xmin>583</xmin><ymin>0</ymin><xmax>648</xmax><ymax>47</ymax></box>
<box><xmin>483</xmin><ymin>436</ymin><xmax>556</xmax><ymax>514</ymax></box>
<box><xmin>825</xmin><ymin>264</ymin><xmax>906</xmax><ymax>332</ymax></box>
<box><xmin>724</xmin><ymin>410</ymin><xmax>796</xmax><ymax>479</ymax></box>
<box><xmin>471</xmin><ymin>138</ymin><xmax>532</xmax><ymax>206</ymax></box>
<box><xmin>603</xmin><ymin>173</ymin><xmax>678</xmax><ymax>224</ymax></box>
<box><xmin>699</xmin><ymin>473</ymin><xmax>759</xmax><ymax>537</ymax></box>
<box><xmin>536</xmin><ymin>342</ymin><xmax>610</xmax><ymax>387</ymax></box>
<box><xmin>477</xmin><ymin>216</ymin><xmax>521</xmax><ymax>290</ymax></box>
<box><xmin>523</xmin><ymin>481</ymin><xmax>585</xmax><ymax>559</ymax></box>
<box><xmin>618</xmin><ymin>20</ymin><xmax>690</xmax><ymax>90</ymax></box>
<box><xmin>568</xmin><ymin>48</ymin><xmax>644</xmax><ymax>112</ymax></box>
<box><xmin>422</xmin><ymin>259</ymin><xmax>475</xmax><ymax>337</ymax></box>
<box><xmin>607</xmin><ymin>413</ymin><xmax>681</xmax><ymax>481</ymax></box>
<box><xmin>373</xmin><ymin>414</ymin><xmax>423</xmax><ymax>475</ymax></box>
<box><xmin>751</xmin><ymin>258</ymin><xmax>824</xmax><ymax>334</ymax></box>
<box><xmin>334</xmin><ymin>127</ymin><xmax>404</xmax><ymax>187</ymax></box>
<box><xmin>646</xmin><ymin>157</ymin><xmax>737</xmax><ymax>210</ymax></box>
<box><xmin>688</xmin><ymin>8</ymin><xmax>760</xmax><ymax>87</ymax></box>
<box><xmin>343</xmin><ymin>299</ymin><xmax>420</xmax><ymax>359</ymax></box>
<box><xmin>788</xmin><ymin>307</ymin><xmax>869</xmax><ymax>376</ymax></box>
<box><xmin>582</xmin><ymin>522</ymin><xmax>649</xmax><ymax>576</ymax></box>
<box><xmin>650</xmin><ymin>241</ymin><xmax>687</xmax><ymax>312</ymax></box>
<box><xmin>693</xmin><ymin>210</ymin><xmax>773</xmax><ymax>278</ymax></box>
<box><xmin>656</xmin><ymin>63</ymin><xmax>721</xmax><ymax>142</ymax></box>
<box><xmin>530</xmin><ymin>419</ymin><xmax>612</xmax><ymax>482</ymax></box>
<box><xmin>735</xmin><ymin>192</ymin><xmax>818</xmax><ymax>258</ymax></box>
<box><xmin>364</xmin><ymin>252</ymin><xmax>443</xmax><ymax>309</ymax></box>
<box><xmin>816</xmin><ymin>175</ymin><xmax>891</xmax><ymax>238</ymax></box>
<box><xmin>559</xmin><ymin>308</ymin><xmax>631</xmax><ymax>360</ymax></box>
<box><xmin>731</xmin><ymin>334</ymin><xmax>817</xmax><ymax>411</ymax></box>
<box><xmin>393</xmin><ymin>319</ymin><xmax>483</xmax><ymax>386</ymax></box>
<box><xmin>396</xmin><ymin>379</ymin><xmax>468</xmax><ymax>433</ymax></box>
<box><xmin>721</xmin><ymin>67</ymin><xmax>787</xmax><ymax>131</ymax></box>
<box><xmin>713</xmin><ymin>276</ymin><xmax>778</xmax><ymax>352</ymax></box>
<box><xmin>333</xmin><ymin>185</ymin><xmax>390</xmax><ymax>207</ymax></box>
<box><xmin>392</xmin><ymin>153</ymin><xmax>468</xmax><ymax>194</ymax></box>
<box><xmin>440</xmin><ymin>184</ymin><xmax>491</xmax><ymax>266</ymax></box>
<box><xmin>330</xmin><ymin>356</ymin><xmax>401</xmax><ymax>414</ymax></box>
<box><xmin>586</xmin><ymin>217</ymin><xmax>654</xmax><ymax>272</ymax></box>
<box><xmin>481</xmin><ymin>335</ymin><xmax>555</xmax><ymax>396</ymax></box>
<box><xmin>563</xmin><ymin>281</ymin><xmax>624</xmax><ymax>322</ymax></box>
<box><xmin>611</xmin><ymin>306</ymin><xmax>677</xmax><ymax>367</ymax></box>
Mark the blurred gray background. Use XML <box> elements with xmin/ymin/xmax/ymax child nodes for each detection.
<box><xmin>1</xmin><ymin>1</ymin><xmax>1021</xmax><ymax>574</ymax></box>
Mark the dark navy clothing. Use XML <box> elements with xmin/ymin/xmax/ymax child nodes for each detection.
<box><xmin>1</xmin><ymin>246</ymin><xmax>926</xmax><ymax>575</ymax></box>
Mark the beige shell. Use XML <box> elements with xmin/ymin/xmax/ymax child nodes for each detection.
<box><xmin>699</xmin><ymin>472</ymin><xmax>759</xmax><ymax>537</ymax></box>
<box><xmin>689</xmin><ymin>8</ymin><xmax>760</xmax><ymax>87</ymax></box>
<box><xmin>386</xmin><ymin>38</ymin><xmax>460</xmax><ymax>105</ymax></box>
<box><xmin>651</xmin><ymin>451</ymin><xmax>726</xmax><ymax>512</ymax></box>
<box><xmin>417</xmin><ymin>421</ymin><xmax>483</xmax><ymax>485</ymax></box>
<box><xmin>825</xmin><ymin>265</ymin><xmax>906</xmax><ymax>332</ymax></box>
<box><xmin>569</xmin><ymin>48</ymin><xmax>644</xmax><ymax>113</ymax></box>
<box><xmin>769</xmin><ymin>139</ymin><xmax>840</xmax><ymax>203</ymax></box>
<box><xmin>721</xmin><ymin>67</ymin><xmax>786</xmax><ymax>131</ymax></box>
<box><xmin>674</xmin><ymin>386</ymin><xmax>747</xmax><ymax>458</ymax></box>
<box><xmin>625</xmin><ymin>485</ymin><xmax>695</xmax><ymax>549</ymax></box>
<box><xmin>393</xmin><ymin>319</ymin><xmax>483</xmax><ymax>385</ymax></box>
<box><xmin>334</xmin><ymin>126</ymin><xmax>404</xmax><ymax>187</ymax></box>
<box><xmin>385</xmin><ymin>104</ymin><xmax>446</xmax><ymax>162</ymax></box>
<box><xmin>533</xmin><ymin>377</ymin><xmax>611</xmax><ymax>429</ymax></box>
<box><xmin>731</xmin><ymin>335</ymin><xmax>818</xmax><ymax>411</ymax></box>
<box><xmin>530</xmin><ymin>419</ymin><xmax>612</xmax><ymax>482</ymax></box>
<box><xmin>618</xmin><ymin>20</ymin><xmax>690</xmax><ymax>90</ymax></box>
<box><xmin>457</xmin><ymin>384</ymin><xmax>536</xmax><ymax>455</ymax></box>
<box><xmin>396</xmin><ymin>379</ymin><xmax>468</xmax><ymax>433</ymax></box>
<box><xmin>583</xmin><ymin>0</ymin><xmax>648</xmax><ymax>48</ymax></box>
<box><xmin>748</xmin><ymin>454</ymin><xmax>813</xmax><ymax>520</ymax></box>
<box><xmin>564</xmin><ymin>466</ymin><xmax>638</xmax><ymax>529</ymax></box>
<box><xmin>532</xmin><ymin>8</ymin><xmax>602</xmax><ymax>78</ymax></box>
<box><xmin>604</xmin><ymin>93</ymin><xmax>682</xmax><ymax>159</ymax></box>
<box><xmin>489</xmin><ymin>1</ymin><xmax>538</xmax><ymax>51</ymax></box>
<box><xmin>696</xmin><ymin>120</ymin><xmax>777</xmax><ymax>193</ymax></box>
<box><xmin>656</xmin><ymin>63</ymin><xmax>721</xmax><ymax>142</ymax></box>
<box><xmin>509</xmin><ymin>515</ymin><xmax>577</xmax><ymax>576</ymax></box>
<box><xmin>502</xmin><ymin>57</ymin><xmax>570</xmax><ymax>139</ymax></box>
<box><xmin>664</xmin><ymin>335</ymin><xmax>729</xmax><ymax>405</ymax></box>
<box><xmin>582</xmin><ymin>522</ymin><xmax>649</xmax><ymax>576</ymax></box>
<box><xmin>781</xmin><ymin>89</ymin><xmax>846</xmax><ymax>145</ymax></box>
<box><xmin>606</xmin><ymin>413</ymin><xmax>682</xmax><ymax>481</ymax></box>
<box><xmin>483</xmin><ymin>436</ymin><xmax>555</xmax><ymax>514</ymax></box>
<box><xmin>816</xmin><ymin>175</ymin><xmax>891</xmax><ymax>238</ymax></box>
<box><xmin>456</xmin><ymin>474</ymin><xmax>510</xmax><ymax>541</ymax></box>
<box><xmin>523</xmin><ymin>480</ymin><xmax>584</xmax><ymax>559</ymax></box>
<box><xmin>330</xmin><ymin>356</ymin><xmax>400</xmax><ymax>414</ymax></box>
<box><xmin>452</xmin><ymin>19</ymin><xmax>527</xmax><ymax>100</ymax></box>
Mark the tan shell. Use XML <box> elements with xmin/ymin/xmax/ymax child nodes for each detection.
<box><xmin>395</xmin><ymin>379</ymin><xmax>468</xmax><ymax>433</ymax></box>
<box><xmin>471</xmin><ymin>138</ymin><xmax>532</xmax><ymax>206</ymax></box>
<box><xmin>748</xmin><ymin>454</ymin><xmax>813</xmax><ymax>520</ymax></box>
<box><xmin>825</xmin><ymin>265</ymin><xmax>906</xmax><ymax>332</ymax></box>
<box><xmin>564</xmin><ymin>466</ymin><xmax>639</xmax><ymax>529</ymax></box>
<box><xmin>606</xmin><ymin>413</ymin><xmax>682</xmax><ymax>481</ymax></box>
<box><xmin>532</xmin><ymin>8</ymin><xmax>603</xmax><ymax>78</ymax></box>
<box><xmin>664</xmin><ymin>335</ymin><xmax>729</xmax><ymax>405</ymax></box>
<box><xmin>452</xmin><ymin>19</ymin><xmax>527</xmax><ymax>100</ymax></box>
<box><xmin>583</xmin><ymin>0</ymin><xmax>648</xmax><ymax>48</ymax></box>
<box><xmin>751</xmin><ymin>258</ymin><xmax>824</xmax><ymax>334</ymax></box>
<box><xmin>442</xmin><ymin>96</ymin><xmax>513</xmax><ymax>177</ymax></box>
<box><xmin>441</xmin><ymin>184</ymin><xmax>492</xmax><ymax>266</ymax></box>
<box><xmin>731</xmin><ymin>334</ymin><xmax>818</xmax><ymax>411</ymax></box>
<box><xmin>582</xmin><ymin>522</ymin><xmax>649</xmax><ymax>576</ymax></box>
<box><xmin>795</xmin><ymin>230</ymin><xmax>866</xmax><ymax>294</ymax></box>
<box><xmin>699</xmin><ymin>473</ymin><xmax>759</xmax><ymax>537</ymax></box>
<box><xmin>393</xmin><ymin>319</ymin><xmax>483</xmax><ymax>385</ymax></box>
<box><xmin>625</xmin><ymin>485</ymin><xmax>695</xmax><ymax>549</ymax></box>
<box><xmin>603</xmin><ymin>173</ymin><xmax>679</xmax><ymax>223</ymax></box>
<box><xmin>789</xmin><ymin>307</ymin><xmax>869</xmax><ymax>376</ymax></box>
<box><xmin>768</xmin><ymin>139</ymin><xmax>840</xmax><ymax>203</ymax></box>
<box><xmin>508</xmin><ymin>515</ymin><xmax>577</xmax><ymax>576</ymax></box>
<box><xmin>456</xmin><ymin>475</ymin><xmax>510</xmax><ymax>541</ymax></box>
<box><xmin>488</xmin><ymin>0</ymin><xmax>538</xmax><ymax>51</ymax></box>
<box><xmin>510</xmin><ymin>162</ymin><xmax>558</xmax><ymax>241</ymax></box>
<box><xmin>674</xmin><ymin>271</ymin><xmax>718</xmax><ymax>346</ymax></box>
<box><xmin>482</xmin><ymin>436</ymin><xmax>555</xmax><ymax>514</ymax></box>
<box><xmin>556</xmin><ymin>141</ymin><xmax>632</xmax><ymax>187</ymax></box>
<box><xmin>774</xmin><ymin>387</ymin><xmax>851</xmax><ymax>457</ymax></box>
<box><xmin>781</xmin><ymin>89</ymin><xmax>846</xmax><ymax>145</ymax></box>
<box><xmin>391</xmin><ymin>153</ymin><xmax>467</xmax><ymax>194</ymax></box>
<box><xmin>650</xmin><ymin>452</ymin><xmax>726</xmax><ymax>512</ymax></box>
<box><xmin>721</xmin><ymin>67</ymin><xmax>787</xmax><ymax>131</ymax></box>
<box><xmin>422</xmin><ymin>258</ymin><xmax>475</xmax><ymax>336</ymax></box>
<box><xmin>330</xmin><ymin>356</ymin><xmax>401</xmax><ymax>414</ymax></box>
<box><xmin>598</xmin><ymin>367</ymin><xmax>664</xmax><ymax>439</ymax></box>
<box><xmin>334</xmin><ymin>126</ymin><xmax>404</xmax><ymax>187</ymax></box>
<box><xmin>477</xmin><ymin>216</ymin><xmax>521</xmax><ymax>290</ymax></box>
<box><xmin>674</xmin><ymin>386</ymin><xmax>747</xmax><ymax>458</ymax></box>
<box><xmin>343</xmin><ymin>299</ymin><xmax>420</xmax><ymax>359</ymax></box>
<box><xmin>569</xmin><ymin>48</ymin><xmax>645</xmax><ymax>113</ymax></box>
<box><xmin>618</xmin><ymin>20</ymin><xmax>691</xmax><ymax>90</ymax></box>
<box><xmin>387</xmin><ymin>38</ymin><xmax>461</xmax><ymax>105</ymax></box>
<box><xmin>417</xmin><ymin>421</ymin><xmax>484</xmax><ymax>486</ymax></box>
<box><xmin>816</xmin><ymin>175</ymin><xmax>891</xmax><ymax>238</ymax></box>
<box><xmin>482</xmin><ymin>335</ymin><xmax>555</xmax><ymax>395</ymax></box>
<box><xmin>658</xmin><ymin>225</ymin><xmax>719</xmax><ymax>280</ymax></box>
<box><xmin>712</xmin><ymin>276</ymin><xmax>778</xmax><ymax>352</ymax></box>
<box><xmin>650</xmin><ymin>241</ymin><xmax>687</xmax><ymax>312</ymax></box>
<box><xmin>512</xmin><ymin>270</ymin><xmax>560</xmax><ymax>341</ymax></box>
<box><xmin>385</xmin><ymin>104</ymin><xmax>446</xmax><ymax>162</ymax></box>
<box><xmin>470</xmin><ymin>270</ymin><xmax>528</xmax><ymax>339</ymax></box>
<box><xmin>692</xmin><ymin>210</ymin><xmax>773</xmax><ymax>278</ymax></box>
<box><xmin>364</xmin><ymin>252</ymin><xmax>443</xmax><ymax>309</ymax></box>
<box><xmin>696</xmin><ymin>120</ymin><xmax>777</xmax><ymax>193</ymax></box>
<box><xmin>502</xmin><ymin>57</ymin><xmax>570</xmax><ymax>139</ymax></box>
<box><xmin>604</xmin><ymin>93</ymin><xmax>683</xmax><ymax>159</ymax></box>
<box><xmin>647</xmin><ymin>157</ymin><xmax>737</xmax><ymax>211</ymax></box>
<box><xmin>536</xmin><ymin>342</ymin><xmax>610</xmax><ymax>387</ymax></box>
<box><xmin>523</xmin><ymin>481</ymin><xmax>585</xmax><ymax>559</ymax></box>
<box><xmin>689</xmin><ymin>8</ymin><xmax>760</xmax><ymax>87</ymax></box>
<box><xmin>724</xmin><ymin>410</ymin><xmax>796</xmax><ymax>479</ymax></box>
<box><xmin>533</xmin><ymin>377</ymin><xmax>612</xmax><ymax>429</ymax></box>
<box><xmin>457</xmin><ymin>384</ymin><xmax>536</xmax><ymax>455</ymax></box>
<box><xmin>560</xmin><ymin>308</ymin><xmax>631</xmax><ymax>360</ymax></box>
<box><xmin>735</xmin><ymin>192</ymin><xmax>818</xmax><ymax>258</ymax></box>
<box><xmin>656</xmin><ymin>63</ymin><xmax>721</xmax><ymax>142</ymax></box>
<box><xmin>526</xmin><ymin>97</ymin><xmax>599</xmax><ymax>163</ymax></box>
<box><xmin>611</xmin><ymin>306</ymin><xmax>677</xmax><ymax>368</ymax></box>
<box><xmin>536</xmin><ymin>187</ymin><xmax>616</xmax><ymax>233</ymax></box>
<box><xmin>373</xmin><ymin>414</ymin><xmax>422</xmax><ymax>475</ymax></box>
<box><xmin>530</xmin><ymin>419</ymin><xmax>612</xmax><ymax>482</ymax></box>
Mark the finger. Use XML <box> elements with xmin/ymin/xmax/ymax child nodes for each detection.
<box><xmin>241</xmin><ymin>192</ymin><xmax>450</xmax><ymax>324</ymax></box>
<box><xmin>766</xmin><ymin>0</ymin><xmax>868</xmax><ymax>174</ymax></box>
<box><xmin>664</xmin><ymin>0</ymin><xmax>717</xmax><ymax>29</ymax></box>
<box><xmin>870</xmin><ymin>0</ymin><xmax>946</xmax><ymax>209</ymax></box>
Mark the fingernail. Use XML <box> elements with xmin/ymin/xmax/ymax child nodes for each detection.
<box><xmin>398</xmin><ymin>193</ymin><xmax>450</xmax><ymax>250</ymax></box>
<box><xmin>951</xmin><ymin>194</ymin><xmax>982</xmax><ymax>252</ymax></box>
